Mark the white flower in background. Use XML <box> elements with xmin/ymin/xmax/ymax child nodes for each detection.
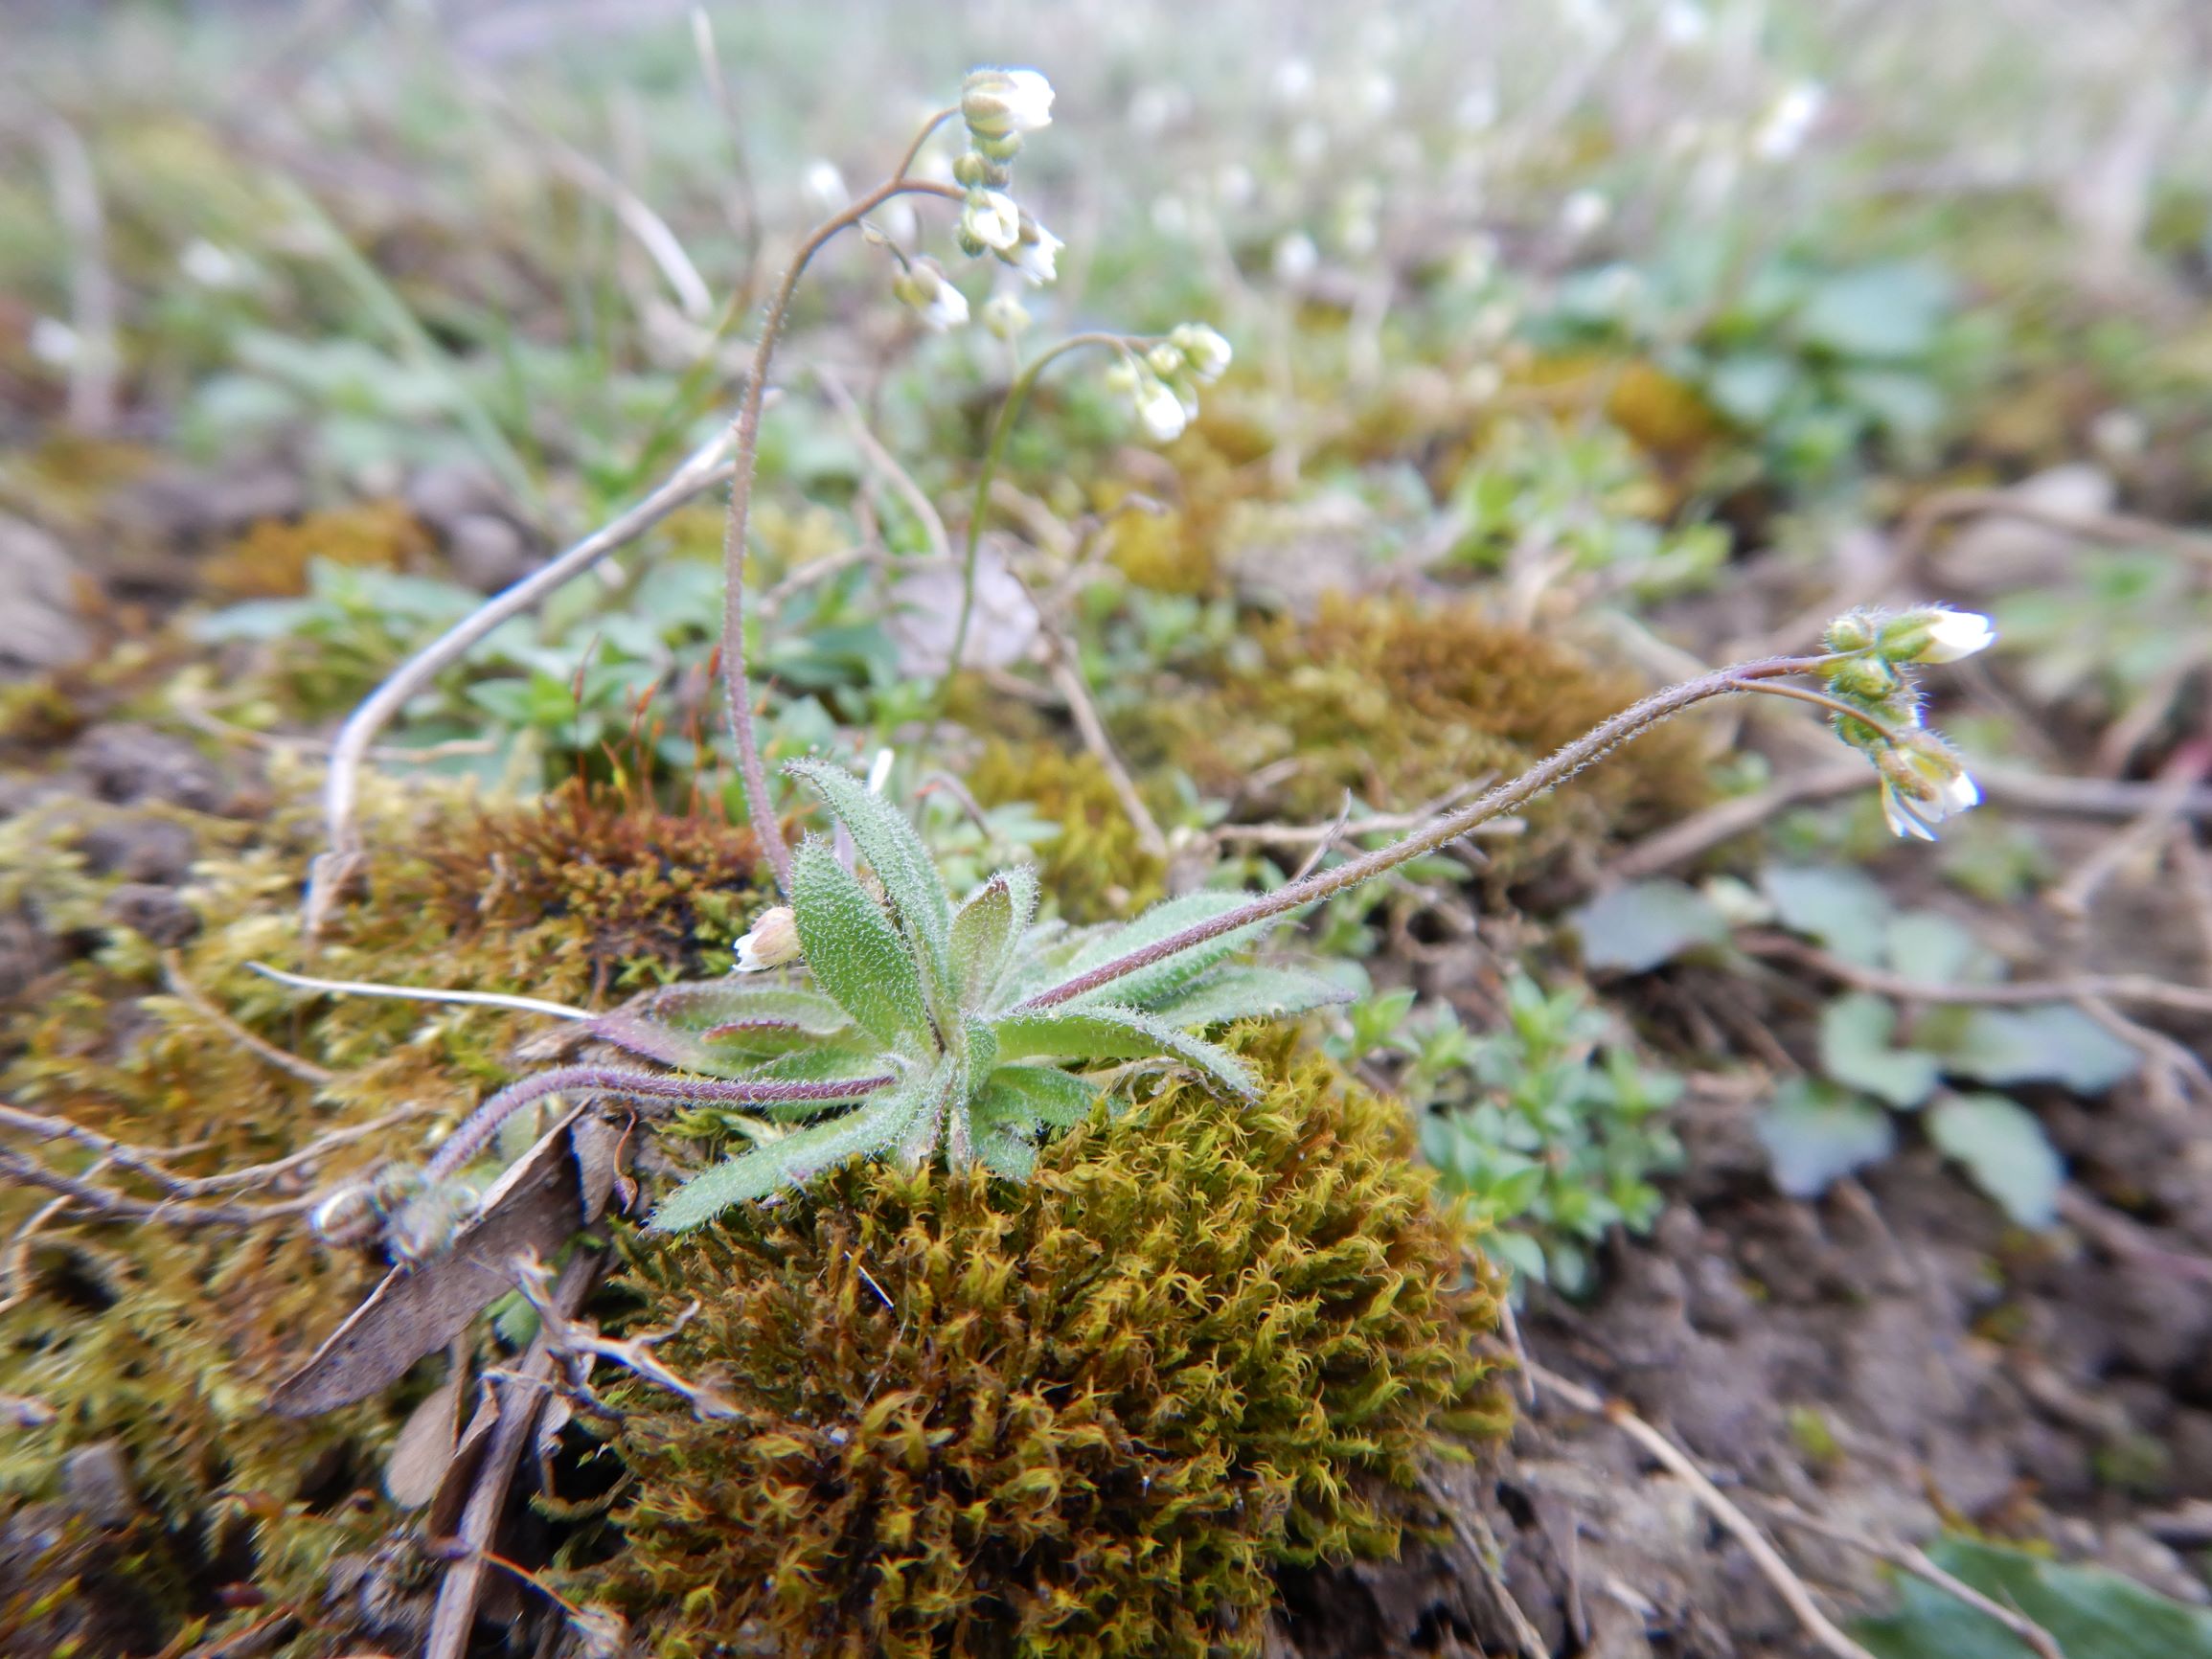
<box><xmin>180</xmin><ymin>239</ymin><xmax>243</xmax><ymax>288</ymax></box>
<box><xmin>733</xmin><ymin>905</ymin><xmax>802</xmax><ymax>972</ymax></box>
<box><xmin>1170</xmin><ymin>323</ymin><xmax>1232</xmax><ymax>383</ymax></box>
<box><xmin>982</xmin><ymin>292</ymin><xmax>1031</xmax><ymax>339</ymax></box>
<box><xmin>1137</xmin><ymin>376</ymin><xmax>1191</xmax><ymax>442</ymax></box>
<box><xmin>962</xmin><ymin>67</ymin><xmax>1054</xmax><ymax>138</ymax></box>
<box><xmin>1881</xmin><ymin>605</ymin><xmax>1997</xmax><ymax>665</ymax></box>
<box><xmin>803</xmin><ymin>159</ymin><xmax>850</xmax><ymax>214</ymax></box>
<box><xmin>1272</xmin><ymin>57</ymin><xmax>1314</xmax><ymax>104</ymax></box>
<box><xmin>29</xmin><ymin>317</ymin><xmax>78</xmax><ymax>365</ymax></box>
<box><xmin>1659</xmin><ymin>1</ymin><xmax>1710</xmax><ymax>45</ymax></box>
<box><xmin>892</xmin><ymin>257</ymin><xmax>969</xmax><ymax>330</ymax></box>
<box><xmin>1753</xmin><ymin>81</ymin><xmax>1826</xmax><ymax>162</ymax></box>
<box><xmin>1561</xmin><ymin>190</ymin><xmax>1610</xmax><ymax>238</ymax></box>
<box><xmin>1273</xmin><ymin>231</ymin><xmax>1319</xmax><ymax>283</ymax></box>
<box><xmin>1877</xmin><ymin>738</ymin><xmax>1981</xmax><ymax>842</ymax></box>
<box><xmin>997</xmin><ymin>214</ymin><xmax>1061</xmax><ymax>284</ymax></box>
<box><xmin>961</xmin><ymin>189</ymin><xmax>1022</xmax><ymax>253</ymax></box>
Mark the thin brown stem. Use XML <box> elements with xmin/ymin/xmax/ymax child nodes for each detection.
<box><xmin>717</xmin><ymin>170</ymin><xmax>964</xmax><ymax>893</ymax></box>
<box><xmin>1739</xmin><ymin>932</ymin><xmax>2212</xmax><ymax>1017</ymax></box>
<box><xmin>1016</xmin><ymin>654</ymin><xmax>1830</xmax><ymax>1011</ymax></box>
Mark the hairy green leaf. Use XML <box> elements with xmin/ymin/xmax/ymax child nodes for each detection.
<box><xmin>789</xmin><ymin>758</ymin><xmax>954</xmax><ymax>1008</ymax></box>
<box><xmin>975</xmin><ymin>1062</ymin><xmax>1102</xmax><ymax>1130</ymax></box>
<box><xmin>992</xmin><ymin>1004</ymin><xmax>1259</xmax><ymax>1099</ymax></box>
<box><xmin>649</xmin><ymin>1075</ymin><xmax>926</xmax><ymax>1231</ymax></box>
<box><xmin>788</xmin><ymin>835</ymin><xmax>933</xmax><ymax>1053</ymax></box>
<box><xmin>1149</xmin><ymin>966</ymin><xmax>1351</xmax><ymax>1029</ymax></box>
<box><xmin>949</xmin><ymin>865</ymin><xmax>1038</xmax><ymax>1010</ymax></box>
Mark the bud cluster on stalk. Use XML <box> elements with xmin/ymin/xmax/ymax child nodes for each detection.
<box><xmin>1817</xmin><ymin>605</ymin><xmax>1996</xmax><ymax>840</ymax></box>
<box><xmin>951</xmin><ymin>69</ymin><xmax>1062</xmax><ymax>283</ymax></box>
<box><xmin>1104</xmin><ymin>323</ymin><xmax>1235</xmax><ymax>443</ymax></box>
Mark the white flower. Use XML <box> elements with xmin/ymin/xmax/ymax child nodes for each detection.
<box><xmin>1919</xmin><ymin>609</ymin><xmax>1997</xmax><ymax>664</ymax></box>
<box><xmin>1753</xmin><ymin>81</ymin><xmax>1826</xmax><ymax>163</ymax></box>
<box><xmin>1273</xmin><ymin>231</ymin><xmax>1319</xmax><ymax>284</ymax></box>
<box><xmin>962</xmin><ymin>67</ymin><xmax>1054</xmax><ymax>138</ymax></box>
<box><xmin>997</xmin><ymin>215</ymin><xmax>1061</xmax><ymax>284</ymax></box>
<box><xmin>961</xmin><ymin>189</ymin><xmax>1022</xmax><ymax>253</ymax></box>
<box><xmin>1561</xmin><ymin>190</ymin><xmax>1610</xmax><ymax>238</ymax></box>
<box><xmin>1877</xmin><ymin>739</ymin><xmax>1981</xmax><ymax>841</ymax></box>
<box><xmin>892</xmin><ymin>258</ymin><xmax>969</xmax><ymax>330</ymax></box>
<box><xmin>803</xmin><ymin>159</ymin><xmax>850</xmax><ymax>214</ymax></box>
<box><xmin>180</xmin><ymin>239</ymin><xmax>243</xmax><ymax>288</ymax></box>
<box><xmin>1879</xmin><ymin>605</ymin><xmax>1996</xmax><ymax>665</ymax></box>
<box><xmin>1171</xmin><ymin>323</ymin><xmax>1233</xmax><ymax>383</ymax></box>
<box><xmin>1131</xmin><ymin>371</ymin><xmax>1189</xmax><ymax>443</ymax></box>
<box><xmin>733</xmin><ymin>905</ymin><xmax>802</xmax><ymax>972</ymax></box>
<box><xmin>29</xmin><ymin>317</ymin><xmax>78</xmax><ymax>366</ymax></box>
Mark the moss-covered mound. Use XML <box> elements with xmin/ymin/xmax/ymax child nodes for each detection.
<box><xmin>965</xmin><ymin>740</ymin><xmax>1166</xmax><ymax>922</ymax></box>
<box><xmin>589</xmin><ymin>1030</ymin><xmax>1507</xmax><ymax>1659</ymax></box>
<box><xmin>1150</xmin><ymin>593</ymin><xmax>1710</xmax><ymax>877</ymax></box>
<box><xmin>0</xmin><ymin>762</ymin><xmax>772</xmax><ymax>1649</ymax></box>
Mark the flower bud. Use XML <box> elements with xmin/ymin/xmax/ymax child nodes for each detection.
<box><xmin>961</xmin><ymin>67</ymin><xmax>1055</xmax><ymax>139</ymax></box>
<box><xmin>1881</xmin><ymin>605</ymin><xmax>1995</xmax><ymax>665</ymax></box>
<box><xmin>735</xmin><ymin>904</ymin><xmax>803</xmax><ymax>972</ymax></box>
<box><xmin>1145</xmin><ymin>343</ymin><xmax>1184</xmax><ymax>378</ymax></box>
<box><xmin>983</xmin><ymin>292</ymin><xmax>1032</xmax><ymax>339</ymax></box>
<box><xmin>1824</xmin><ymin>653</ymin><xmax>1901</xmax><ymax>705</ymax></box>
<box><xmin>1822</xmin><ymin>609</ymin><xmax>1879</xmax><ymax>654</ymax></box>
<box><xmin>959</xmin><ymin>188</ymin><xmax>1022</xmax><ymax>253</ymax></box>
<box><xmin>891</xmin><ymin>257</ymin><xmax>969</xmax><ymax>330</ymax></box>
<box><xmin>1170</xmin><ymin>322</ymin><xmax>1233</xmax><ymax>383</ymax></box>
<box><xmin>952</xmin><ymin>149</ymin><xmax>1010</xmax><ymax>191</ymax></box>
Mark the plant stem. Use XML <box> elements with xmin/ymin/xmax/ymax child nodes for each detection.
<box><xmin>933</xmin><ymin>332</ymin><xmax>1140</xmax><ymax>716</ymax></box>
<box><xmin>1015</xmin><ymin>653</ymin><xmax>1836</xmax><ymax>1011</ymax></box>
<box><xmin>1738</xmin><ymin>675</ymin><xmax>1909</xmax><ymax>741</ymax></box>
<box><xmin>718</xmin><ymin>170</ymin><xmax>964</xmax><ymax>894</ymax></box>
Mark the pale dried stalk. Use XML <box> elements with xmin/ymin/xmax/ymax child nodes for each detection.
<box><xmin>306</xmin><ymin>430</ymin><xmax>738</xmax><ymax>934</ymax></box>
<box><xmin>1527</xmin><ymin>1360</ymin><xmax>1878</xmax><ymax>1659</ymax></box>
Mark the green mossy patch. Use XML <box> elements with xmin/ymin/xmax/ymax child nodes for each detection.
<box><xmin>586</xmin><ymin>1027</ymin><xmax>1506</xmax><ymax>1659</ymax></box>
<box><xmin>0</xmin><ymin>761</ymin><xmax>773</xmax><ymax>1649</ymax></box>
<box><xmin>1150</xmin><ymin>593</ymin><xmax>1710</xmax><ymax>880</ymax></box>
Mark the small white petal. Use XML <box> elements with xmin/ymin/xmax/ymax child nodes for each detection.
<box><xmin>1920</xmin><ymin>610</ymin><xmax>1996</xmax><ymax>664</ymax></box>
<box><xmin>1135</xmin><ymin>377</ymin><xmax>1188</xmax><ymax>442</ymax></box>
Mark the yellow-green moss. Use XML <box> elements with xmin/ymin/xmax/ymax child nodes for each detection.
<box><xmin>1146</xmin><ymin>593</ymin><xmax>1709</xmax><ymax>881</ymax></box>
<box><xmin>965</xmin><ymin>741</ymin><xmax>1166</xmax><ymax>923</ymax></box>
<box><xmin>200</xmin><ymin>501</ymin><xmax>435</xmax><ymax>601</ymax></box>
<box><xmin>585</xmin><ymin>1028</ymin><xmax>1506</xmax><ymax>1659</ymax></box>
<box><xmin>0</xmin><ymin>761</ymin><xmax>774</xmax><ymax>1648</ymax></box>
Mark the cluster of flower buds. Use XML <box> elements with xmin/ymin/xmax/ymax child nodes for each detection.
<box><xmin>1817</xmin><ymin>605</ymin><xmax>1995</xmax><ymax>840</ymax></box>
<box><xmin>952</xmin><ymin>69</ymin><xmax>1061</xmax><ymax>285</ymax></box>
<box><xmin>1103</xmin><ymin>323</ymin><xmax>1234</xmax><ymax>443</ymax></box>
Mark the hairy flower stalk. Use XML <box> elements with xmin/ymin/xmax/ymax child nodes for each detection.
<box><xmin>716</xmin><ymin>124</ymin><xmax>969</xmax><ymax>895</ymax></box>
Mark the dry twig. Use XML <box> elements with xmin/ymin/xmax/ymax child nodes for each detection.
<box><xmin>1760</xmin><ymin>1495</ymin><xmax>2064</xmax><ymax>1659</ymax></box>
<box><xmin>1738</xmin><ymin>932</ymin><xmax>2212</xmax><ymax>1018</ymax></box>
<box><xmin>1527</xmin><ymin>1360</ymin><xmax>1879</xmax><ymax>1659</ymax></box>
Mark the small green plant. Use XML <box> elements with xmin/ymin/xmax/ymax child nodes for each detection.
<box><xmin>1413</xmin><ymin>975</ymin><xmax>1684</xmax><ymax>1295</ymax></box>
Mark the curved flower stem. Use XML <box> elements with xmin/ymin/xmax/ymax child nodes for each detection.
<box><xmin>1737</xmin><ymin>676</ymin><xmax>1910</xmax><ymax>743</ymax></box>
<box><xmin>1015</xmin><ymin>652</ymin><xmax>1838</xmax><ymax>1011</ymax></box>
<box><xmin>718</xmin><ymin>165</ymin><xmax>965</xmax><ymax>895</ymax></box>
<box><xmin>933</xmin><ymin>331</ymin><xmax>1145</xmax><ymax>716</ymax></box>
